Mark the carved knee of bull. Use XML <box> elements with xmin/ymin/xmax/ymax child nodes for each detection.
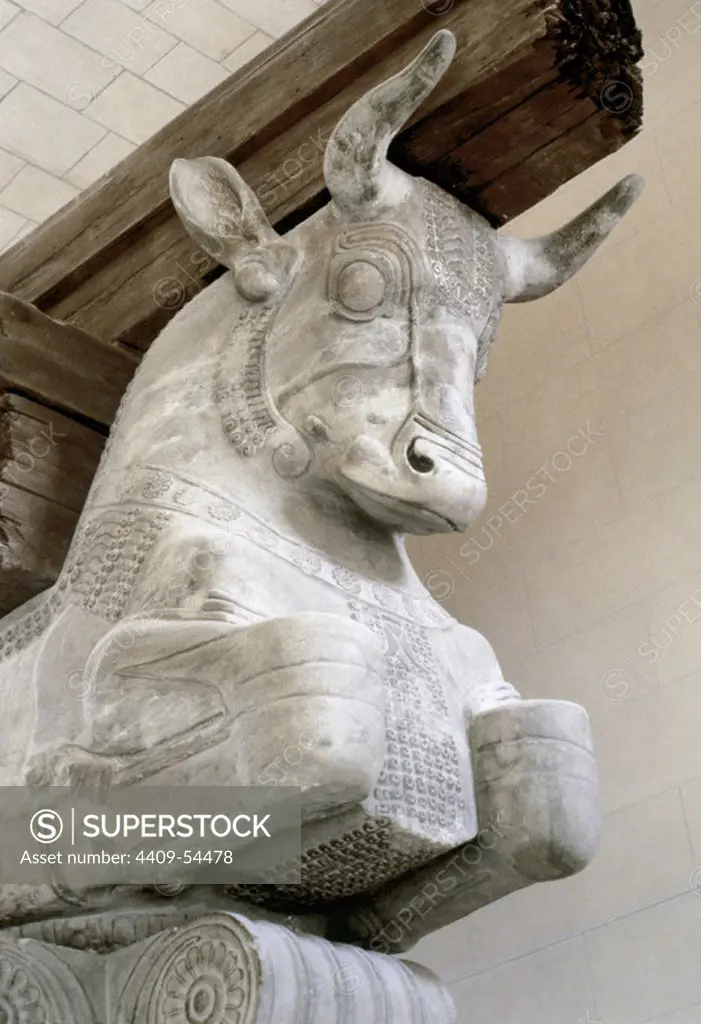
<box><xmin>227</xmin><ymin>613</ymin><xmax>387</xmax><ymax>821</ymax></box>
<box><xmin>470</xmin><ymin>699</ymin><xmax>599</xmax><ymax>881</ymax></box>
<box><xmin>78</xmin><ymin>612</ymin><xmax>389</xmax><ymax>815</ymax></box>
<box><xmin>29</xmin><ymin>613</ymin><xmax>387</xmax><ymax>803</ymax></box>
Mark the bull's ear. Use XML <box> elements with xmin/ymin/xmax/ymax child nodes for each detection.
<box><xmin>498</xmin><ymin>173</ymin><xmax>644</xmax><ymax>303</ymax></box>
<box><xmin>169</xmin><ymin>156</ymin><xmax>298</xmax><ymax>302</ymax></box>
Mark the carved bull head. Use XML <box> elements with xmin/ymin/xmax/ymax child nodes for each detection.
<box><xmin>170</xmin><ymin>30</ymin><xmax>643</xmax><ymax>535</ymax></box>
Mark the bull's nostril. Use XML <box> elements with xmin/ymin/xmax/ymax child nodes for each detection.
<box><xmin>407</xmin><ymin>439</ymin><xmax>435</xmax><ymax>474</ymax></box>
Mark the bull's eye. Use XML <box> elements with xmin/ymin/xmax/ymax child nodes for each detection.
<box><xmin>337</xmin><ymin>261</ymin><xmax>386</xmax><ymax>313</ymax></box>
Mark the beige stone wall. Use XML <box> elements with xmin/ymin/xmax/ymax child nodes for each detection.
<box><xmin>408</xmin><ymin>2</ymin><xmax>701</xmax><ymax>1021</ymax></box>
<box><xmin>0</xmin><ymin>0</ymin><xmax>323</xmax><ymax>250</ymax></box>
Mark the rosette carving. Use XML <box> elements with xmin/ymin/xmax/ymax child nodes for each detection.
<box><xmin>118</xmin><ymin>916</ymin><xmax>259</xmax><ymax>1024</ymax></box>
<box><xmin>0</xmin><ymin>940</ymin><xmax>93</xmax><ymax>1024</ymax></box>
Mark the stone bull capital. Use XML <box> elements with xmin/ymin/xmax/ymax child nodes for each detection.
<box><xmin>0</xmin><ymin>29</ymin><xmax>641</xmax><ymax>1020</ymax></box>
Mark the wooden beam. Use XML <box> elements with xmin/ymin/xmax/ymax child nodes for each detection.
<box><xmin>397</xmin><ymin>0</ymin><xmax>643</xmax><ymax>219</ymax></box>
<box><xmin>0</xmin><ymin>294</ymin><xmax>134</xmax><ymax>610</ymax></box>
<box><xmin>0</xmin><ymin>292</ymin><xmax>138</xmax><ymax>426</ymax></box>
<box><xmin>0</xmin><ymin>393</ymin><xmax>104</xmax><ymax>614</ymax></box>
<box><xmin>0</xmin><ymin>0</ymin><xmax>642</xmax><ymax>352</ymax></box>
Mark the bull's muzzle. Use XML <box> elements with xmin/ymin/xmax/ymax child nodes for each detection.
<box><xmin>338</xmin><ymin>418</ymin><xmax>487</xmax><ymax>535</ymax></box>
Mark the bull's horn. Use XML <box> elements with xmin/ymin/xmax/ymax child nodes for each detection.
<box><xmin>498</xmin><ymin>173</ymin><xmax>645</xmax><ymax>302</ymax></box>
<box><xmin>324</xmin><ymin>29</ymin><xmax>456</xmax><ymax>213</ymax></box>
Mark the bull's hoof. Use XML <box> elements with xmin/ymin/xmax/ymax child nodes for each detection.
<box><xmin>471</xmin><ymin>698</ymin><xmax>599</xmax><ymax>881</ymax></box>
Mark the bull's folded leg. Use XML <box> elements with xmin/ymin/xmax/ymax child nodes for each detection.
<box><xmin>330</xmin><ymin>699</ymin><xmax>598</xmax><ymax>953</ymax></box>
<box><xmin>25</xmin><ymin>612</ymin><xmax>387</xmax><ymax>823</ymax></box>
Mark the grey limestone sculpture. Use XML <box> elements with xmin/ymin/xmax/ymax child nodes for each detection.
<box><xmin>0</xmin><ymin>29</ymin><xmax>643</xmax><ymax>1023</ymax></box>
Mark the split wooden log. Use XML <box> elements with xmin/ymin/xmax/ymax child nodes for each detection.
<box><xmin>0</xmin><ymin>294</ymin><xmax>136</xmax><ymax>611</ymax></box>
<box><xmin>0</xmin><ymin>393</ymin><xmax>104</xmax><ymax>615</ymax></box>
<box><xmin>0</xmin><ymin>291</ymin><xmax>139</xmax><ymax>426</ymax></box>
<box><xmin>0</xmin><ymin>0</ymin><xmax>642</xmax><ymax>352</ymax></box>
